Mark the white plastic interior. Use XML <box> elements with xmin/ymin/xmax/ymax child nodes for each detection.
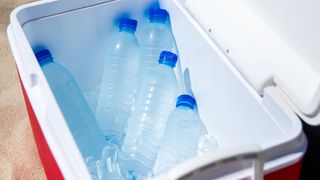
<box><xmin>185</xmin><ymin>0</ymin><xmax>320</xmax><ymax>125</ymax></box>
<box><xmin>9</xmin><ymin>0</ymin><xmax>306</xmax><ymax>179</ymax></box>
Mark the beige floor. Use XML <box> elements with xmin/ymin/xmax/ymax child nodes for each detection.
<box><xmin>0</xmin><ymin>0</ymin><xmax>46</xmax><ymax>179</ymax></box>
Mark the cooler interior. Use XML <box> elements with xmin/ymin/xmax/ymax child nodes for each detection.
<box><xmin>14</xmin><ymin>0</ymin><xmax>305</xmax><ymax>178</ymax></box>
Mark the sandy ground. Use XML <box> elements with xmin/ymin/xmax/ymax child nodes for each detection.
<box><xmin>0</xmin><ymin>0</ymin><xmax>46</xmax><ymax>179</ymax></box>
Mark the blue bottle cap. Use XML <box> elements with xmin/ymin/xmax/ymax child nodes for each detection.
<box><xmin>119</xmin><ymin>18</ymin><xmax>138</xmax><ymax>32</ymax></box>
<box><xmin>176</xmin><ymin>94</ymin><xmax>196</xmax><ymax>109</ymax></box>
<box><xmin>149</xmin><ymin>8</ymin><xmax>168</xmax><ymax>23</ymax></box>
<box><xmin>158</xmin><ymin>51</ymin><xmax>178</xmax><ymax>68</ymax></box>
<box><xmin>35</xmin><ymin>49</ymin><xmax>53</xmax><ymax>66</ymax></box>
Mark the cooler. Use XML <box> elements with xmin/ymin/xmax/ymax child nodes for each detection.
<box><xmin>7</xmin><ymin>0</ymin><xmax>319</xmax><ymax>179</ymax></box>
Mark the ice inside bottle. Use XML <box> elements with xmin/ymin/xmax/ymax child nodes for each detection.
<box><xmin>119</xmin><ymin>51</ymin><xmax>179</xmax><ymax>176</ymax></box>
<box><xmin>154</xmin><ymin>94</ymin><xmax>202</xmax><ymax>174</ymax></box>
<box><xmin>35</xmin><ymin>49</ymin><xmax>106</xmax><ymax>166</ymax></box>
<box><xmin>138</xmin><ymin>8</ymin><xmax>176</xmax><ymax>85</ymax></box>
<box><xmin>95</xmin><ymin>18</ymin><xmax>140</xmax><ymax>146</ymax></box>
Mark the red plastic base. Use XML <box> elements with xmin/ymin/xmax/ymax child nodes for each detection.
<box><xmin>265</xmin><ymin>160</ymin><xmax>303</xmax><ymax>180</ymax></box>
<box><xmin>18</xmin><ymin>75</ymin><xmax>303</xmax><ymax>179</ymax></box>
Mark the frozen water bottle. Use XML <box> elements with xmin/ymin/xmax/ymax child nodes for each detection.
<box><xmin>35</xmin><ymin>49</ymin><xmax>105</xmax><ymax>161</ymax></box>
<box><xmin>138</xmin><ymin>8</ymin><xmax>176</xmax><ymax>84</ymax></box>
<box><xmin>95</xmin><ymin>18</ymin><xmax>140</xmax><ymax>145</ymax></box>
<box><xmin>119</xmin><ymin>51</ymin><xmax>179</xmax><ymax>176</ymax></box>
<box><xmin>155</xmin><ymin>95</ymin><xmax>202</xmax><ymax>174</ymax></box>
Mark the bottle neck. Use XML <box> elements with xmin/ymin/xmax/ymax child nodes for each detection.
<box><xmin>119</xmin><ymin>27</ymin><xmax>135</xmax><ymax>34</ymax></box>
<box><xmin>150</xmin><ymin>18</ymin><xmax>166</xmax><ymax>24</ymax></box>
<box><xmin>159</xmin><ymin>62</ymin><xmax>175</xmax><ymax>69</ymax></box>
<box><xmin>177</xmin><ymin>105</ymin><xmax>193</xmax><ymax>110</ymax></box>
<box><xmin>39</xmin><ymin>58</ymin><xmax>53</xmax><ymax>66</ymax></box>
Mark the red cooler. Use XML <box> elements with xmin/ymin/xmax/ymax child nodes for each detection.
<box><xmin>8</xmin><ymin>0</ymin><xmax>318</xmax><ymax>179</ymax></box>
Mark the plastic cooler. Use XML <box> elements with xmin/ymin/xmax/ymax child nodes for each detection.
<box><xmin>7</xmin><ymin>0</ymin><xmax>317</xmax><ymax>179</ymax></box>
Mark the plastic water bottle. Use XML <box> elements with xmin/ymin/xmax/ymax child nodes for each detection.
<box><xmin>154</xmin><ymin>95</ymin><xmax>202</xmax><ymax>174</ymax></box>
<box><xmin>138</xmin><ymin>8</ymin><xmax>176</xmax><ymax>84</ymax></box>
<box><xmin>119</xmin><ymin>51</ymin><xmax>179</xmax><ymax>176</ymax></box>
<box><xmin>95</xmin><ymin>18</ymin><xmax>140</xmax><ymax>145</ymax></box>
<box><xmin>35</xmin><ymin>49</ymin><xmax>105</xmax><ymax>161</ymax></box>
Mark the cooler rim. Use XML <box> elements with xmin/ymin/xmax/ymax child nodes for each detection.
<box><xmin>7</xmin><ymin>0</ymin><xmax>307</xmax><ymax>179</ymax></box>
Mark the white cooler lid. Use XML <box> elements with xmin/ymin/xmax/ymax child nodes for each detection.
<box><xmin>185</xmin><ymin>0</ymin><xmax>320</xmax><ymax>125</ymax></box>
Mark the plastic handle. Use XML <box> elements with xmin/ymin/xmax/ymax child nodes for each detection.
<box><xmin>154</xmin><ymin>144</ymin><xmax>263</xmax><ymax>180</ymax></box>
<box><xmin>8</xmin><ymin>12</ymin><xmax>45</xmax><ymax>90</ymax></box>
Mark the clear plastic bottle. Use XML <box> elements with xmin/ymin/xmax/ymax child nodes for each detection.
<box><xmin>35</xmin><ymin>49</ymin><xmax>105</xmax><ymax>161</ymax></box>
<box><xmin>95</xmin><ymin>18</ymin><xmax>140</xmax><ymax>145</ymax></box>
<box><xmin>138</xmin><ymin>8</ymin><xmax>175</xmax><ymax>85</ymax></box>
<box><xmin>120</xmin><ymin>51</ymin><xmax>179</xmax><ymax>176</ymax></box>
<box><xmin>154</xmin><ymin>95</ymin><xmax>202</xmax><ymax>174</ymax></box>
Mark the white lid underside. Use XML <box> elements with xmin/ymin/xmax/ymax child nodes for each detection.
<box><xmin>186</xmin><ymin>0</ymin><xmax>320</xmax><ymax>125</ymax></box>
